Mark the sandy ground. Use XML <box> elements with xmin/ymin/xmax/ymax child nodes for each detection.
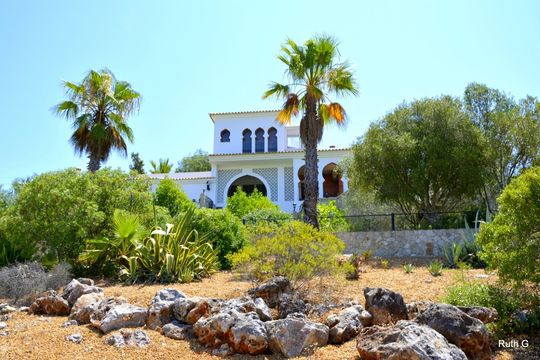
<box><xmin>0</xmin><ymin>264</ymin><xmax>536</xmax><ymax>359</ymax></box>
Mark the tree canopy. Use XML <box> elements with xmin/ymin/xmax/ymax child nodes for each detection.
<box><xmin>129</xmin><ymin>152</ymin><xmax>145</xmax><ymax>174</ymax></box>
<box><xmin>176</xmin><ymin>149</ymin><xmax>211</xmax><ymax>172</ymax></box>
<box><xmin>350</xmin><ymin>96</ymin><xmax>487</xmax><ymax>225</ymax></box>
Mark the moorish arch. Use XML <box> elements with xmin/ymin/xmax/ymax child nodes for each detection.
<box><xmin>226</xmin><ymin>174</ymin><xmax>268</xmax><ymax>198</ymax></box>
<box><xmin>322</xmin><ymin>162</ymin><xmax>343</xmax><ymax>198</ymax></box>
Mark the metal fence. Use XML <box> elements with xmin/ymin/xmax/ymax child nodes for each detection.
<box><xmin>242</xmin><ymin>209</ymin><xmax>492</xmax><ymax>232</ymax></box>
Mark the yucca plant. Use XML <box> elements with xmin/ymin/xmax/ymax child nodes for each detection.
<box><xmin>403</xmin><ymin>263</ymin><xmax>414</xmax><ymax>274</ymax></box>
<box><xmin>428</xmin><ymin>260</ymin><xmax>444</xmax><ymax>276</ymax></box>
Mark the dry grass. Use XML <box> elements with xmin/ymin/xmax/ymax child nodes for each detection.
<box><xmin>0</xmin><ymin>265</ymin><xmax>534</xmax><ymax>359</ymax></box>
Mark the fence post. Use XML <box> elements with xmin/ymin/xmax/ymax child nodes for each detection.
<box><xmin>391</xmin><ymin>213</ymin><xmax>396</xmax><ymax>231</ymax></box>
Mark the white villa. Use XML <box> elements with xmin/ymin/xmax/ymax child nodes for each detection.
<box><xmin>149</xmin><ymin>110</ymin><xmax>351</xmax><ymax>213</ymax></box>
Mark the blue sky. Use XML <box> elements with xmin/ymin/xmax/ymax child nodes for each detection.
<box><xmin>0</xmin><ymin>0</ymin><xmax>539</xmax><ymax>187</ymax></box>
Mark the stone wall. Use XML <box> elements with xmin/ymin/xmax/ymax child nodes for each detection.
<box><xmin>336</xmin><ymin>229</ymin><xmax>466</xmax><ymax>257</ymax></box>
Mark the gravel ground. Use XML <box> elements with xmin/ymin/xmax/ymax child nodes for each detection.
<box><xmin>0</xmin><ymin>265</ymin><xmax>536</xmax><ymax>359</ymax></box>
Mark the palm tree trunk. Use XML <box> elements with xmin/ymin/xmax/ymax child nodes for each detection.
<box><xmin>302</xmin><ymin>98</ymin><xmax>320</xmax><ymax>229</ymax></box>
<box><xmin>87</xmin><ymin>153</ymin><xmax>101</xmax><ymax>172</ymax></box>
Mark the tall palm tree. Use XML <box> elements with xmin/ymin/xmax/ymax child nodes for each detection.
<box><xmin>150</xmin><ymin>158</ymin><xmax>173</xmax><ymax>174</ymax></box>
<box><xmin>263</xmin><ymin>36</ymin><xmax>358</xmax><ymax>228</ymax></box>
<box><xmin>54</xmin><ymin>69</ymin><xmax>141</xmax><ymax>172</ymax></box>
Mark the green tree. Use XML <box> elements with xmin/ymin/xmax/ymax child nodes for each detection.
<box><xmin>263</xmin><ymin>36</ymin><xmax>358</xmax><ymax>228</ymax></box>
<box><xmin>176</xmin><ymin>149</ymin><xmax>211</xmax><ymax>172</ymax></box>
<box><xmin>129</xmin><ymin>152</ymin><xmax>145</xmax><ymax>174</ymax></box>
<box><xmin>464</xmin><ymin>83</ymin><xmax>540</xmax><ymax>210</ymax></box>
<box><xmin>150</xmin><ymin>158</ymin><xmax>173</xmax><ymax>174</ymax></box>
<box><xmin>226</xmin><ymin>187</ymin><xmax>278</xmax><ymax>219</ymax></box>
<box><xmin>477</xmin><ymin>167</ymin><xmax>540</xmax><ymax>287</ymax></box>
<box><xmin>154</xmin><ymin>178</ymin><xmax>194</xmax><ymax>217</ymax></box>
<box><xmin>350</xmin><ymin>96</ymin><xmax>487</xmax><ymax>226</ymax></box>
<box><xmin>318</xmin><ymin>200</ymin><xmax>348</xmax><ymax>232</ymax></box>
<box><xmin>54</xmin><ymin>69</ymin><xmax>141</xmax><ymax>172</ymax></box>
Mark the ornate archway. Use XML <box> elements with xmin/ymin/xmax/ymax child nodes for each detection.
<box><xmin>227</xmin><ymin>175</ymin><xmax>268</xmax><ymax>197</ymax></box>
<box><xmin>322</xmin><ymin>163</ymin><xmax>343</xmax><ymax>198</ymax></box>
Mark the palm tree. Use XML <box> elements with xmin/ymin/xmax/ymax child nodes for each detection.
<box><xmin>54</xmin><ymin>69</ymin><xmax>141</xmax><ymax>172</ymax></box>
<box><xmin>263</xmin><ymin>36</ymin><xmax>358</xmax><ymax>228</ymax></box>
<box><xmin>150</xmin><ymin>158</ymin><xmax>173</xmax><ymax>174</ymax></box>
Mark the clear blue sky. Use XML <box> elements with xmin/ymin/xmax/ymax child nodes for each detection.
<box><xmin>1</xmin><ymin>0</ymin><xmax>539</xmax><ymax>187</ymax></box>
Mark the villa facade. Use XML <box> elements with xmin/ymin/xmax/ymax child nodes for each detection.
<box><xmin>149</xmin><ymin>110</ymin><xmax>350</xmax><ymax>213</ymax></box>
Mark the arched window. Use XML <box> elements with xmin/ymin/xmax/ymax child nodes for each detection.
<box><xmin>220</xmin><ymin>129</ymin><xmax>230</xmax><ymax>143</ymax></box>
<box><xmin>255</xmin><ymin>128</ymin><xmax>265</xmax><ymax>153</ymax></box>
<box><xmin>242</xmin><ymin>129</ymin><xmax>252</xmax><ymax>153</ymax></box>
<box><xmin>268</xmin><ymin>127</ymin><xmax>277</xmax><ymax>152</ymax></box>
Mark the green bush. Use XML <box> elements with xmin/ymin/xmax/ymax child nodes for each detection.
<box><xmin>244</xmin><ymin>208</ymin><xmax>292</xmax><ymax>225</ymax></box>
<box><xmin>428</xmin><ymin>260</ymin><xmax>443</xmax><ymax>276</ymax></box>
<box><xmin>318</xmin><ymin>200</ymin><xmax>348</xmax><ymax>232</ymax></box>
<box><xmin>80</xmin><ymin>208</ymin><xmax>219</xmax><ymax>283</ymax></box>
<box><xmin>190</xmin><ymin>208</ymin><xmax>246</xmax><ymax>270</ymax></box>
<box><xmin>230</xmin><ymin>221</ymin><xmax>345</xmax><ymax>289</ymax></box>
<box><xmin>226</xmin><ymin>188</ymin><xmax>278</xmax><ymax>218</ymax></box>
<box><xmin>0</xmin><ymin>168</ymin><xmax>154</xmax><ymax>265</ymax></box>
<box><xmin>477</xmin><ymin>167</ymin><xmax>540</xmax><ymax>286</ymax></box>
<box><xmin>154</xmin><ymin>178</ymin><xmax>195</xmax><ymax>217</ymax></box>
<box><xmin>443</xmin><ymin>281</ymin><xmax>540</xmax><ymax>335</ymax></box>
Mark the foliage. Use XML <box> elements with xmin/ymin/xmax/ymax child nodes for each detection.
<box><xmin>0</xmin><ymin>235</ymin><xmax>36</xmax><ymax>267</ymax></box>
<box><xmin>403</xmin><ymin>263</ymin><xmax>414</xmax><ymax>274</ymax></box>
<box><xmin>443</xmin><ymin>280</ymin><xmax>540</xmax><ymax>335</ymax></box>
<box><xmin>129</xmin><ymin>152</ymin><xmax>145</xmax><ymax>174</ymax></box>
<box><xmin>464</xmin><ymin>83</ymin><xmax>540</xmax><ymax>209</ymax></box>
<box><xmin>0</xmin><ymin>262</ymin><xmax>71</xmax><ymax>304</ymax></box>
<box><xmin>344</xmin><ymin>253</ymin><xmax>362</xmax><ymax>280</ymax></box>
<box><xmin>350</xmin><ymin>96</ymin><xmax>487</xmax><ymax>227</ymax></box>
<box><xmin>54</xmin><ymin>69</ymin><xmax>141</xmax><ymax>172</ymax></box>
<box><xmin>150</xmin><ymin>158</ymin><xmax>173</xmax><ymax>174</ymax></box>
<box><xmin>361</xmin><ymin>250</ymin><xmax>373</xmax><ymax>262</ymax></box>
<box><xmin>0</xmin><ymin>168</ymin><xmax>152</xmax><ymax>263</ymax></box>
<box><xmin>226</xmin><ymin>187</ymin><xmax>278</xmax><ymax>219</ymax></box>
<box><xmin>176</xmin><ymin>149</ymin><xmax>211</xmax><ymax>172</ymax></box>
<box><xmin>263</xmin><ymin>35</ymin><xmax>358</xmax><ymax>228</ymax></box>
<box><xmin>428</xmin><ymin>260</ymin><xmax>443</xmax><ymax>276</ymax></box>
<box><xmin>244</xmin><ymin>208</ymin><xmax>292</xmax><ymax>225</ymax></box>
<box><xmin>80</xmin><ymin>208</ymin><xmax>219</xmax><ymax>283</ymax></box>
<box><xmin>336</xmin><ymin>187</ymin><xmax>396</xmax><ymax>231</ymax></box>
<box><xmin>380</xmin><ymin>259</ymin><xmax>389</xmax><ymax>270</ymax></box>
<box><xmin>230</xmin><ymin>221</ymin><xmax>345</xmax><ymax>289</ymax></box>
<box><xmin>154</xmin><ymin>178</ymin><xmax>195</xmax><ymax>217</ymax></box>
<box><xmin>190</xmin><ymin>208</ymin><xmax>247</xmax><ymax>270</ymax></box>
<box><xmin>318</xmin><ymin>200</ymin><xmax>348</xmax><ymax>232</ymax></box>
<box><xmin>477</xmin><ymin>167</ymin><xmax>540</xmax><ymax>286</ymax></box>
<box><xmin>442</xmin><ymin>242</ymin><xmax>463</xmax><ymax>269</ymax></box>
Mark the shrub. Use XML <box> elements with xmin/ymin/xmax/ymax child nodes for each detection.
<box><xmin>443</xmin><ymin>281</ymin><xmax>540</xmax><ymax>335</ymax></box>
<box><xmin>230</xmin><ymin>221</ymin><xmax>345</xmax><ymax>290</ymax></box>
<box><xmin>244</xmin><ymin>208</ymin><xmax>292</xmax><ymax>226</ymax></box>
<box><xmin>190</xmin><ymin>208</ymin><xmax>246</xmax><ymax>269</ymax></box>
<box><xmin>428</xmin><ymin>260</ymin><xmax>443</xmax><ymax>276</ymax></box>
<box><xmin>80</xmin><ymin>208</ymin><xmax>219</xmax><ymax>283</ymax></box>
<box><xmin>226</xmin><ymin>188</ymin><xmax>278</xmax><ymax>219</ymax></box>
<box><xmin>1</xmin><ymin>168</ymin><xmax>153</xmax><ymax>263</ymax></box>
<box><xmin>154</xmin><ymin>178</ymin><xmax>195</xmax><ymax>217</ymax></box>
<box><xmin>380</xmin><ymin>259</ymin><xmax>389</xmax><ymax>270</ymax></box>
<box><xmin>318</xmin><ymin>200</ymin><xmax>348</xmax><ymax>232</ymax></box>
<box><xmin>403</xmin><ymin>263</ymin><xmax>414</xmax><ymax>274</ymax></box>
<box><xmin>477</xmin><ymin>167</ymin><xmax>540</xmax><ymax>286</ymax></box>
<box><xmin>0</xmin><ymin>262</ymin><xmax>71</xmax><ymax>304</ymax></box>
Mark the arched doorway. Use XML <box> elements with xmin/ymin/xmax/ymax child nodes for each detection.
<box><xmin>322</xmin><ymin>163</ymin><xmax>343</xmax><ymax>198</ymax></box>
<box><xmin>297</xmin><ymin>166</ymin><xmax>305</xmax><ymax>201</ymax></box>
<box><xmin>227</xmin><ymin>175</ymin><xmax>267</xmax><ymax>197</ymax></box>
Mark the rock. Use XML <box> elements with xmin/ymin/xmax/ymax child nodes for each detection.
<box><xmin>0</xmin><ymin>304</ymin><xmax>17</xmax><ymax>314</ymax></box>
<box><xmin>76</xmin><ymin>278</ymin><xmax>94</xmax><ymax>286</ymax></box>
<box><xmin>18</xmin><ymin>307</ymin><xmax>29</xmax><ymax>313</ymax></box>
<box><xmin>327</xmin><ymin>305</ymin><xmax>365</xmax><ymax>344</ymax></box>
<box><xmin>185</xmin><ymin>298</ymin><xmax>222</xmax><ymax>325</ymax></box>
<box><xmin>193</xmin><ymin>309</ymin><xmax>268</xmax><ymax>355</ymax></box>
<box><xmin>92</xmin><ymin>303</ymin><xmax>148</xmax><ymax>334</ymax></box>
<box><xmin>69</xmin><ymin>292</ymin><xmax>105</xmax><ymax>324</ymax></box>
<box><xmin>356</xmin><ymin>320</ymin><xmax>467</xmax><ymax>360</ymax></box>
<box><xmin>65</xmin><ymin>333</ymin><xmax>83</xmax><ymax>344</ymax></box>
<box><xmin>212</xmin><ymin>343</ymin><xmax>234</xmax><ymax>356</ymax></box>
<box><xmin>278</xmin><ymin>293</ymin><xmax>308</xmax><ymax>319</ymax></box>
<box><xmin>172</xmin><ymin>297</ymin><xmax>199</xmax><ymax>323</ymax></box>
<box><xmin>457</xmin><ymin>306</ymin><xmax>498</xmax><ymax>324</ymax></box>
<box><xmin>0</xmin><ymin>331</ymin><xmax>8</xmax><ymax>336</ymax></box>
<box><xmin>0</xmin><ymin>322</ymin><xmax>6</xmax><ymax>330</ymax></box>
<box><xmin>90</xmin><ymin>296</ymin><xmax>127</xmax><ymax>323</ymax></box>
<box><xmin>62</xmin><ymin>320</ymin><xmax>78</xmax><ymax>328</ymax></box>
<box><xmin>248</xmin><ymin>276</ymin><xmax>292</xmax><ymax>308</ymax></box>
<box><xmin>406</xmin><ymin>301</ymin><xmax>433</xmax><ymax>320</ymax></box>
<box><xmin>28</xmin><ymin>290</ymin><xmax>70</xmax><ymax>316</ymax></box>
<box><xmin>363</xmin><ymin>287</ymin><xmax>408</xmax><ymax>325</ymax></box>
<box><xmin>416</xmin><ymin>303</ymin><xmax>491</xmax><ymax>360</ymax></box>
<box><xmin>61</xmin><ymin>279</ymin><xmax>104</xmax><ymax>307</ymax></box>
<box><xmin>105</xmin><ymin>329</ymin><xmax>150</xmax><ymax>348</ymax></box>
<box><xmin>265</xmin><ymin>317</ymin><xmax>329</xmax><ymax>358</ymax></box>
<box><xmin>162</xmin><ymin>320</ymin><xmax>193</xmax><ymax>340</ymax></box>
<box><xmin>151</xmin><ymin>289</ymin><xmax>185</xmax><ymax>304</ymax></box>
<box><xmin>225</xmin><ymin>297</ymin><xmax>272</xmax><ymax>321</ymax></box>
<box><xmin>513</xmin><ymin>309</ymin><xmax>533</xmax><ymax>325</ymax></box>
<box><xmin>147</xmin><ymin>301</ymin><xmax>175</xmax><ymax>330</ymax></box>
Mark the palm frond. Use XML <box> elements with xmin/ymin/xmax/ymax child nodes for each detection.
<box><xmin>262</xmin><ymin>82</ymin><xmax>290</xmax><ymax>99</ymax></box>
<box><xmin>276</xmin><ymin>93</ymin><xmax>300</xmax><ymax>124</ymax></box>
